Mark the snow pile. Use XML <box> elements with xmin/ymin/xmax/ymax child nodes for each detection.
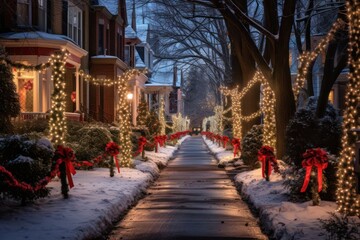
<box><xmin>203</xmin><ymin>136</ymin><xmax>359</xmax><ymax>240</ymax></box>
<box><xmin>203</xmin><ymin>137</ymin><xmax>234</xmax><ymax>166</ymax></box>
<box><xmin>0</xmin><ymin>136</ymin><xmax>187</xmax><ymax>240</ymax></box>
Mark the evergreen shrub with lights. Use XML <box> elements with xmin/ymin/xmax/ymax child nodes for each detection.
<box><xmin>284</xmin><ymin>97</ymin><xmax>342</xmax><ymax>201</ymax></box>
<box><xmin>241</xmin><ymin>125</ymin><xmax>263</xmax><ymax>169</ymax></box>
<box><xmin>0</xmin><ymin>47</ymin><xmax>20</xmax><ymax>134</ymax></box>
<box><xmin>137</xmin><ymin>97</ymin><xmax>149</xmax><ymax>128</ymax></box>
<box><xmin>67</xmin><ymin>126</ymin><xmax>113</xmax><ymax>165</ymax></box>
<box><xmin>0</xmin><ymin>135</ymin><xmax>54</xmax><ymax>203</ymax></box>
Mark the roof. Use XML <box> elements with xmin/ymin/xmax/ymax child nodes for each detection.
<box><xmin>0</xmin><ymin>31</ymin><xmax>73</xmax><ymax>42</ymax></box>
<box><xmin>93</xmin><ymin>0</ymin><xmax>119</xmax><ymax>15</ymax></box>
<box><xmin>125</xmin><ymin>26</ymin><xmax>138</xmax><ymax>39</ymax></box>
<box><xmin>150</xmin><ymin>71</ymin><xmax>181</xmax><ymax>87</ymax></box>
<box><xmin>136</xmin><ymin>24</ymin><xmax>149</xmax><ymax>43</ymax></box>
<box><xmin>135</xmin><ymin>49</ymin><xmax>146</xmax><ymax>68</ymax></box>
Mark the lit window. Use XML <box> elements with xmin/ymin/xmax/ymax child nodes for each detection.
<box><xmin>68</xmin><ymin>2</ymin><xmax>82</xmax><ymax>47</ymax></box>
<box><xmin>17</xmin><ymin>0</ymin><xmax>31</xmax><ymax>26</ymax></box>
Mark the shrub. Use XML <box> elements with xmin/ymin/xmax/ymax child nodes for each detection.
<box><xmin>285</xmin><ymin>97</ymin><xmax>342</xmax><ymax>167</ymax></box>
<box><xmin>319</xmin><ymin>213</ymin><xmax>360</xmax><ymax>240</ymax></box>
<box><xmin>241</xmin><ymin>125</ymin><xmax>263</xmax><ymax>169</ymax></box>
<box><xmin>13</xmin><ymin>118</ymin><xmax>49</xmax><ymax>135</ymax></box>
<box><xmin>68</xmin><ymin>125</ymin><xmax>113</xmax><ymax>162</ymax></box>
<box><xmin>0</xmin><ymin>135</ymin><xmax>54</xmax><ymax>203</ymax></box>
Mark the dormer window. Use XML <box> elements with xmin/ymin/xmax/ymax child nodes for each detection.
<box><xmin>68</xmin><ymin>1</ymin><xmax>82</xmax><ymax>47</ymax></box>
<box><xmin>17</xmin><ymin>0</ymin><xmax>31</xmax><ymax>26</ymax></box>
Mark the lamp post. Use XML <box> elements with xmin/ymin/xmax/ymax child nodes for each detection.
<box><xmin>127</xmin><ymin>92</ymin><xmax>134</xmax><ymax>125</ymax></box>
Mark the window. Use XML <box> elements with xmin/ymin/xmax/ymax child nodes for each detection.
<box><xmin>98</xmin><ymin>23</ymin><xmax>104</xmax><ymax>55</ymax></box>
<box><xmin>17</xmin><ymin>0</ymin><xmax>31</xmax><ymax>26</ymax></box>
<box><xmin>124</xmin><ymin>46</ymin><xmax>130</xmax><ymax>65</ymax></box>
<box><xmin>68</xmin><ymin>2</ymin><xmax>82</xmax><ymax>47</ymax></box>
<box><xmin>38</xmin><ymin>0</ymin><xmax>46</xmax><ymax>31</ymax></box>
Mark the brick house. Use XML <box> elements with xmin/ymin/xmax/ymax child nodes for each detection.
<box><xmin>0</xmin><ymin>0</ymin><xmax>89</xmax><ymax>121</ymax></box>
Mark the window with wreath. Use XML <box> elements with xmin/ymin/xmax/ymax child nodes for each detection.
<box><xmin>68</xmin><ymin>2</ymin><xmax>82</xmax><ymax>47</ymax></box>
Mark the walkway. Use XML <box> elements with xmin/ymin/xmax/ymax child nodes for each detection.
<box><xmin>108</xmin><ymin>136</ymin><xmax>266</xmax><ymax>240</ymax></box>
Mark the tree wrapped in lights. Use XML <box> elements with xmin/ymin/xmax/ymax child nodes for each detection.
<box><xmin>49</xmin><ymin>50</ymin><xmax>69</xmax><ymax>146</ymax></box>
<box><xmin>336</xmin><ymin>0</ymin><xmax>360</xmax><ymax>216</ymax></box>
<box><xmin>159</xmin><ymin>97</ymin><xmax>166</xmax><ymax>135</ymax></box>
<box><xmin>117</xmin><ymin>69</ymin><xmax>142</xmax><ymax>167</ymax></box>
<box><xmin>172</xmin><ymin>113</ymin><xmax>190</xmax><ymax>133</ymax></box>
<box><xmin>137</xmin><ymin>96</ymin><xmax>149</xmax><ymax>127</ymax></box>
<box><xmin>293</xmin><ymin>18</ymin><xmax>345</xmax><ymax>102</ymax></box>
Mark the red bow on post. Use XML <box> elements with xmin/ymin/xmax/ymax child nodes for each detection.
<box><xmin>56</xmin><ymin>145</ymin><xmax>76</xmax><ymax>188</ymax></box>
<box><xmin>231</xmin><ymin>138</ymin><xmax>241</xmax><ymax>157</ymax></box>
<box><xmin>105</xmin><ymin>142</ymin><xmax>120</xmax><ymax>173</ymax></box>
<box><xmin>258</xmin><ymin>146</ymin><xmax>279</xmax><ymax>181</ymax></box>
<box><xmin>300</xmin><ymin>148</ymin><xmax>328</xmax><ymax>193</ymax></box>
<box><xmin>222</xmin><ymin>136</ymin><xmax>229</xmax><ymax>148</ymax></box>
<box><xmin>138</xmin><ymin>136</ymin><xmax>147</xmax><ymax>154</ymax></box>
<box><xmin>154</xmin><ymin>136</ymin><xmax>161</xmax><ymax>153</ymax></box>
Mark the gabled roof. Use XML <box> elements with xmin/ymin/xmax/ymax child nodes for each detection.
<box><xmin>125</xmin><ymin>26</ymin><xmax>138</xmax><ymax>39</ymax></box>
<box><xmin>136</xmin><ymin>24</ymin><xmax>149</xmax><ymax>43</ymax></box>
<box><xmin>150</xmin><ymin>71</ymin><xmax>181</xmax><ymax>87</ymax></box>
<box><xmin>135</xmin><ymin>49</ymin><xmax>146</xmax><ymax>68</ymax></box>
<box><xmin>92</xmin><ymin>0</ymin><xmax>119</xmax><ymax>15</ymax></box>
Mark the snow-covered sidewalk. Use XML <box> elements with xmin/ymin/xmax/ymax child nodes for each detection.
<box><xmin>0</xmin><ymin>136</ymin><xmax>190</xmax><ymax>240</ymax></box>
<box><xmin>203</xmin><ymin>136</ymin><xmax>356</xmax><ymax>240</ymax></box>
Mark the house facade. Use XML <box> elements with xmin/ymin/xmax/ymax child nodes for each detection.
<box><xmin>0</xmin><ymin>0</ymin><xmax>89</xmax><ymax>121</ymax></box>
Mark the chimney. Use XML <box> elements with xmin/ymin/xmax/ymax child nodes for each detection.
<box><xmin>173</xmin><ymin>65</ymin><xmax>178</xmax><ymax>87</ymax></box>
<box><xmin>131</xmin><ymin>0</ymin><xmax>136</xmax><ymax>32</ymax></box>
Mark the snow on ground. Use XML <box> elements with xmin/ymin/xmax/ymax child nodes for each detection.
<box><xmin>203</xmin><ymin>136</ymin><xmax>359</xmax><ymax>240</ymax></box>
<box><xmin>203</xmin><ymin>137</ymin><xmax>235</xmax><ymax>166</ymax></box>
<box><xmin>0</xmin><ymin>136</ymin><xmax>189</xmax><ymax>240</ymax></box>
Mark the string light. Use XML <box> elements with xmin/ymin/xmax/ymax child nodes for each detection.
<box><xmin>220</xmin><ymin>71</ymin><xmax>276</xmax><ymax>152</ymax></box>
<box><xmin>159</xmin><ymin>97</ymin><xmax>167</xmax><ymax>135</ymax></box>
<box><xmin>336</xmin><ymin>0</ymin><xmax>360</xmax><ymax>216</ymax></box>
<box><xmin>48</xmin><ymin>49</ymin><xmax>69</xmax><ymax>146</ymax></box>
<box><xmin>116</xmin><ymin>69</ymin><xmax>143</xmax><ymax>167</ymax></box>
<box><xmin>172</xmin><ymin>113</ymin><xmax>190</xmax><ymax>132</ymax></box>
<box><xmin>293</xmin><ymin>18</ymin><xmax>345</xmax><ymax>101</ymax></box>
<box><xmin>82</xmin><ymin>69</ymin><xmax>147</xmax><ymax>86</ymax></box>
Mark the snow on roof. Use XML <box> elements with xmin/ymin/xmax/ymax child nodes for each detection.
<box><xmin>125</xmin><ymin>26</ymin><xmax>138</xmax><ymax>39</ymax></box>
<box><xmin>150</xmin><ymin>71</ymin><xmax>181</xmax><ymax>87</ymax></box>
<box><xmin>135</xmin><ymin>49</ymin><xmax>146</xmax><ymax>68</ymax></box>
<box><xmin>91</xmin><ymin>55</ymin><xmax>118</xmax><ymax>59</ymax></box>
<box><xmin>94</xmin><ymin>0</ymin><xmax>119</xmax><ymax>15</ymax></box>
<box><xmin>0</xmin><ymin>31</ymin><xmax>73</xmax><ymax>42</ymax></box>
<box><xmin>136</xmin><ymin>24</ymin><xmax>149</xmax><ymax>43</ymax></box>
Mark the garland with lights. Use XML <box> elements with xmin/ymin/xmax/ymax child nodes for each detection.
<box><xmin>82</xmin><ymin>69</ymin><xmax>147</xmax><ymax>86</ymax></box>
<box><xmin>293</xmin><ymin>18</ymin><xmax>345</xmax><ymax>101</ymax></box>
<box><xmin>336</xmin><ymin>0</ymin><xmax>360</xmax><ymax>216</ymax></box>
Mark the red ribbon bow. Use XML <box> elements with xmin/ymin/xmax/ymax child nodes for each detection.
<box><xmin>56</xmin><ymin>145</ymin><xmax>76</xmax><ymax>188</ymax></box>
<box><xmin>105</xmin><ymin>142</ymin><xmax>120</xmax><ymax>173</ymax></box>
<box><xmin>257</xmin><ymin>146</ymin><xmax>278</xmax><ymax>179</ymax></box>
<box><xmin>138</xmin><ymin>136</ymin><xmax>147</xmax><ymax>153</ymax></box>
<box><xmin>231</xmin><ymin>138</ymin><xmax>241</xmax><ymax>157</ymax></box>
<box><xmin>300</xmin><ymin>148</ymin><xmax>328</xmax><ymax>193</ymax></box>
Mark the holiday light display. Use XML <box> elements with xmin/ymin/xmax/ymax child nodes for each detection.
<box><xmin>48</xmin><ymin>49</ymin><xmax>69</xmax><ymax>146</ymax></box>
<box><xmin>171</xmin><ymin>113</ymin><xmax>190</xmax><ymax>133</ymax></box>
<box><xmin>159</xmin><ymin>97</ymin><xmax>166</xmax><ymax>135</ymax></box>
<box><xmin>336</xmin><ymin>0</ymin><xmax>360</xmax><ymax>216</ymax></box>
<box><xmin>221</xmin><ymin>71</ymin><xmax>276</xmax><ymax>151</ymax></box>
<box><xmin>293</xmin><ymin>18</ymin><xmax>345</xmax><ymax>101</ymax></box>
<box><xmin>82</xmin><ymin>69</ymin><xmax>147</xmax><ymax>86</ymax></box>
<box><xmin>116</xmin><ymin>69</ymin><xmax>143</xmax><ymax>167</ymax></box>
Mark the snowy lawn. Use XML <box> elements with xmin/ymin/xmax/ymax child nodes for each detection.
<box><xmin>203</xmin><ymin>136</ymin><xmax>360</xmax><ymax>240</ymax></box>
<box><xmin>0</xmin><ymin>135</ymin><xmax>190</xmax><ymax>240</ymax></box>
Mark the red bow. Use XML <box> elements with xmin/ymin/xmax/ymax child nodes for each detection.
<box><xmin>231</xmin><ymin>138</ymin><xmax>241</xmax><ymax>157</ymax></box>
<box><xmin>138</xmin><ymin>136</ymin><xmax>147</xmax><ymax>153</ymax></box>
<box><xmin>222</xmin><ymin>136</ymin><xmax>229</xmax><ymax>148</ymax></box>
<box><xmin>257</xmin><ymin>146</ymin><xmax>278</xmax><ymax>179</ymax></box>
<box><xmin>154</xmin><ymin>136</ymin><xmax>161</xmax><ymax>153</ymax></box>
<box><xmin>105</xmin><ymin>142</ymin><xmax>120</xmax><ymax>173</ymax></box>
<box><xmin>300</xmin><ymin>148</ymin><xmax>328</xmax><ymax>193</ymax></box>
<box><xmin>56</xmin><ymin>145</ymin><xmax>76</xmax><ymax>188</ymax></box>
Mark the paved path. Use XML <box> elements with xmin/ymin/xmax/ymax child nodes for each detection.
<box><xmin>108</xmin><ymin>136</ymin><xmax>267</xmax><ymax>240</ymax></box>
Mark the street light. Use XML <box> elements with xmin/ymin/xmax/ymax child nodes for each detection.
<box><xmin>127</xmin><ymin>92</ymin><xmax>134</xmax><ymax>100</ymax></box>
